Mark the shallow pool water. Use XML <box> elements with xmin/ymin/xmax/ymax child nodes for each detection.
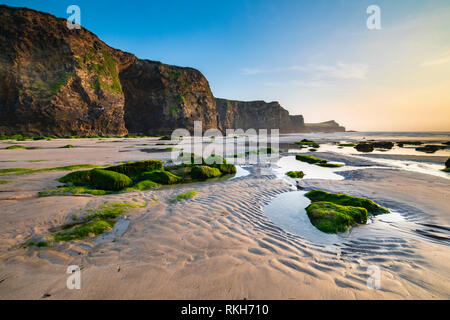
<box><xmin>273</xmin><ymin>156</ymin><xmax>345</xmax><ymax>180</ymax></box>
<box><xmin>263</xmin><ymin>190</ymin><xmax>341</xmax><ymax>245</ymax></box>
<box><xmin>230</xmin><ymin>165</ymin><xmax>251</xmax><ymax>179</ymax></box>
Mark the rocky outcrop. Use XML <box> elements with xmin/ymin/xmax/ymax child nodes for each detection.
<box><xmin>0</xmin><ymin>5</ymin><xmax>345</xmax><ymax>136</ymax></box>
<box><xmin>0</xmin><ymin>5</ymin><xmax>136</xmax><ymax>136</ymax></box>
<box><xmin>0</xmin><ymin>5</ymin><xmax>219</xmax><ymax>136</ymax></box>
<box><xmin>305</xmin><ymin>121</ymin><xmax>345</xmax><ymax>133</ymax></box>
<box><xmin>216</xmin><ymin>98</ymin><xmax>306</xmax><ymax>133</ymax></box>
<box><xmin>120</xmin><ymin>60</ymin><xmax>219</xmax><ymax>135</ymax></box>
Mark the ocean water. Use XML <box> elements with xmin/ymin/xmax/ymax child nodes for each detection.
<box><xmin>280</xmin><ymin>131</ymin><xmax>450</xmax><ymax>142</ymax></box>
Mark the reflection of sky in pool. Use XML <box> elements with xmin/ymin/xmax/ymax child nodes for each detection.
<box><xmin>262</xmin><ymin>191</ymin><xmax>428</xmax><ymax>247</ymax></box>
<box><xmin>230</xmin><ymin>165</ymin><xmax>250</xmax><ymax>179</ymax></box>
<box><xmin>263</xmin><ymin>191</ymin><xmax>340</xmax><ymax>245</ymax></box>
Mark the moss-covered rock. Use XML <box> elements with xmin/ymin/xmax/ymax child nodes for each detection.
<box><xmin>306</xmin><ymin>201</ymin><xmax>368</xmax><ymax>233</ymax></box>
<box><xmin>6</xmin><ymin>145</ymin><xmax>26</xmax><ymax>150</ymax></box>
<box><xmin>191</xmin><ymin>165</ymin><xmax>222</xmax><ymax>180</ymax></box>
<box><xmin>39</xmin><ymin>186</ymin><xmax>110</xmax><ymax>197</ymax></box>
<box><xmin>178</xmin><ymin>152</ymin><xmax>204</xmax><ymax>165</ymax></box>
<box><xmin>58</xmin><ymin>170</ymin><xmax>93</xmax><ymax>186</ymax></box>
<box><xmin>212</xmin><ymin>163</ymin><xmax>237</xmax><ymax>175</ymax></box>
<box><xmin>104</xmin><ymin>160</ymin><xmax>163</xmax><ymax>177</ymax></box>
<box><xmin>415</xmin><ymin>145</ymin><xmax>446</xmax><ymax>153</ymax></box>
<box><xmin>138</xmin><ymin>170</ymin><xmax>182</xmax><ymax>184</ymax></box>
<box><xmin>204</xmin><ymin>154</ymin><xmax>227</xmax><ymax>165</ymax></box>
<box><xmin>316</xmin><ymin>163</ymin><xmax>343</xmax><ymax>168</ymax></box>
<box><xmin>128</xmin><ymin>180</ymin><xmax>161</xmax><ymax>191</ymax></box>
<box><xmin>305</xmin><ymin>190</ymin><xmax>389</xmax><ymax>214</ymax></box>
<box><xmin>286</xmin><ymin>171</ymin><xmax>305</xmax><ymax>178</ymax></box>
<box><xmin>53</xmin><ymin>220</ymin><xmax>113</xmax><ymax>242</ymax></box>
<box><xmin>295</xmin><ymin>154</ymin><xmax>328</xmax><ymax>164</ymax></box>
<box><xmin>90</xmin><ymin>169</ymin><xmax>132</xmax><ymax>191</ymax></box>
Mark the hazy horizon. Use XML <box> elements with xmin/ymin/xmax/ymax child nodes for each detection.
<box><xmin>1</xmin><ymin>0</ymin><xmax>449</xmax><ymax>132</ymax></box>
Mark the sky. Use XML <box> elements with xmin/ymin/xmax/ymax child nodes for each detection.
<box><xmin>2</xmin><ymin>0</ymin><xmax>450</xmax><ymax>131</ymax></box>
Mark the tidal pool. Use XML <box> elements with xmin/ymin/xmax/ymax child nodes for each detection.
<box><xmin>273</xmin><ymin>156</ymin><xmax>344</xmax><ymax>180</ymax></box>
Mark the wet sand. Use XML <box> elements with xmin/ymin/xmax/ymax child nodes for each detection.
<box><xmin>0</xmin><ymin>138</ymin><xmax>449</xmax><ymax>299</ymax></box>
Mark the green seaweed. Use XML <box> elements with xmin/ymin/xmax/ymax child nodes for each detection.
<box><xmin>50</xmin><ymin>201</ymin><xmax>146</xmax><ymax>242</ymax></box>
<box><xmin>295</xmin><ymin>154</ymin><xmax>328</xmax><ymax>164</ymax></box>
<box><xmin>90</xmin><ymin>169</ymin><xmax>132</xmax><ymax>191</ymax></box>
<box><xmin>190</xmin><ymin>166</ymin><xmax>222</xmax><ymax>180</ymax></box>
<box><xmin>5</xmin><ymin>145</ymin><xmax>27</xmax><ymax>150</ymax></box>
<box><xmin>306</xmin><ymin>201</ymin><xmax>368</xmax><ymax>233</ymax></box>
<box><xmin>169</xmin><ymin>190</ymin><xmax>198</xmax><ymax>203</ymax></box>
<box><xmin>39</xmin><ymin>186</ymin><xmax>110</xmax><ymax>197</ymax></box>
<box><xmin>104</xmin><ymin>160</ymin><xmax>164</xmax><ymax>177</ymax></box>
<box><xmin>286</xmin><ymin>171</ymin><xmax>305</xmax><ymax>178</ymax></box>
<box><xmin>125</xmin><ymin>180</ymin><xmax>161</xmax><ymax>191</ymax></box>
<box><xmin>316</xmin><ymin>163</ymin><xmax>344</xmax><ymax>168</ymax></box>
<box><xmin>305</xmin><ymin>190</ymin><xmax>389</xmax><ymax>214</ymax></box>
<box><xmin>0</xmin><ymin>164</ymin><xmax>102</xmax><ymax>177</ymax></box>
<box><xmin>138</xmin><ymin>170</ymin><xmax>182</xmax><ymax>185</ymax></box>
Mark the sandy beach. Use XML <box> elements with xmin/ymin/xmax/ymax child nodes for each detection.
<box><xmin>0</xmin><ymin>137</ymin><xmax>449</xmax><ymax>299</ymax></box>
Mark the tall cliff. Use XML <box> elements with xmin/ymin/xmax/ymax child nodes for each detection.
<box><xmin>216</xmin><ymin>98</ymin><xmax>306</xmax><ymax>133</ymax></box>
<box><xmin>0</xmin><ymin>5</ymin><xmax>344</xmax><ymax>136</ymax></box>
<box><xmin>0</xmin><ymin>5</ymin><xmax>219</xmax><ymax>136</ymax></box>
<box><xmin>120</xmin><ymin>60</ymin><xmax>219</xmax><ymax>135</ymax></box>
<box><xmin>0</xmin><ymin>5</ymin><xmax>135</xmax><ymax>136</ymax></box>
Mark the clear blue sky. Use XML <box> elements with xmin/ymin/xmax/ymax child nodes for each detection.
<box><xmin>1</xmin><ymin>0</ymin><xmax>449</xmax><ymax>130</ymax></box>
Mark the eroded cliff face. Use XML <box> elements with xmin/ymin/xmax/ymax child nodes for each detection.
<box><xmin>0</xmin><ymin>5</ymin><xmax>344</xmax><ymax>136</ymax></box>
<box><xmin>120</xmin><ymin>60</ymin><xmax>220</xmax><ymax>135</ymax></box>
<box><xmin>216</xmin><ymin>98</ymin><xmax>306</xmax><ymax>133</ymax></box>
<box><xmin>0</xmin><ymin>5</ymin><xmax>136</xmax><ymax>136</ymax></box>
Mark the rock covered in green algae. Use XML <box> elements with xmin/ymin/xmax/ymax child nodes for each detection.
<box><xmin>212</xmin><ymin>163</ymin><xmax>237</xmax><ymax>175</ymax></box>
<box><xmin>104</xmin><ymin>160</ymin><xmax>163</xmax><ymax>177</ymax></box>
<box><xmin>90</xmin><ymin>169</ymin><xmax>132</xmax><ymax>191</ymax></box>
<box><xmin>306</xmin><ymin>202</ymin><xmax>368</xmax><ymax>233</ymax></box>
<box><xmin>305</xmin><ymin>190</ymin><xmax>389</xmax><ymax>214</ymax></box>
<box><xmin>58</xmin><ymin>170</ymin><xmax>93</xmax><ymax>186</ymax></box>
<box><xmin>190</xmin><ymin>165</ymin><xmax>222</xmax><ymax>180</ymax></box>
<box><xmin>138</xmin><ymin>170</ymin><xmax>182</xmax><ymax>185</ymax></box>
<box><xmin>286</xmin><ymin>171</ymin><xmax>305</xmax><ymax>178</ymax></box>
<box><xmin>295</xmin><ymin>154</ymin><xmax>328</xmax><ymax>164</ymax></box>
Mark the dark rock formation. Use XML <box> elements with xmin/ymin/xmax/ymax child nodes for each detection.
<box><xmin>355</xmin><ymin>142</ymin><xmax>374</xmax><ymax>152</ymax></box>
<box><xmin>0</xmin><ymin>5</ymin><xmax>135</xmax><ymax>136</ymax></box>
<box><xmin>372</xmin><ymin>141</ymin><xmax>394</xmax><ymax>149</ymax></box>
<box><xmin>120</xmin><ymin>60</ymin><xmax>219</xmax><ymax>135</ymax></box>
<box><xmin>0</xmin><ymin>5</ymin><xmax>345</xmax><ymax>136</ymax></box>
<box><xmin>305</xmin><ymin>121</ymin><xmax>345</xmax><ymax>133</ymax></box>
<box><xmin>415</xmin><ymin>145</ymin><xmax>446</xmax><ymax>154</ymax></box>
<box><xmin>216</xmin><ymin>98</ymin><xmax>306</xmax><ymax>133</ymax></box>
